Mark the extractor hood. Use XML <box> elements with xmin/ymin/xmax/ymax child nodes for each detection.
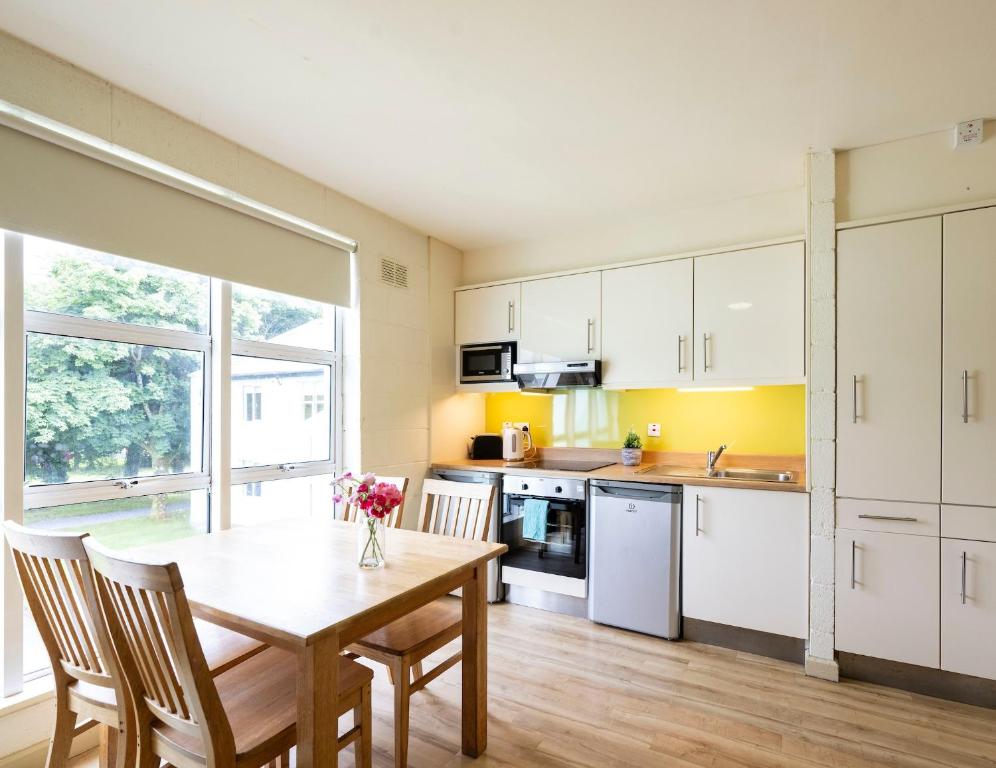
<box><xmin>513</xmin><ymin>360</ymin><xmax>601</xmax><ymax>390</ymax></box>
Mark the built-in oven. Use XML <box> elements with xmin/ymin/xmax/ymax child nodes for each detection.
<box><xmin>500</xmin><ymin>474</ymin><xmax>588</xmax><ymax>617</ymax></box>
<box><xmin>459</xmin><ymin>342</ymin><xmax>515</xmax><ymax>385</ymax></box>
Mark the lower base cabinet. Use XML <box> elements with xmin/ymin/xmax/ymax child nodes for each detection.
<box><xmin>941</xmin><ymin>538</ymin><xmax>996</xmax><ymax>680</ymax></box>
<box><xmin>835</xmin><ymin>530</ymin><xmax>939</xmax><ymax>668</ymax></box>
<box><xmin>682</xmin><ymin>486</ymin><xmax>808</xmax><ymax>638</ymax></box>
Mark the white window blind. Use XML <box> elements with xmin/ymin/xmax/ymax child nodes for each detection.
<box><xmin>0</xmin><ymin>119</ymin><xmax>354</xmax><ymax>307</ymax></box>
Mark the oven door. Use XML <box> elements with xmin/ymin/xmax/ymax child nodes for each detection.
<box><xmin>460</xmin><ymin>344</ymin><xmax>513</xmax><ymax>383</ymax></box>
<box><xmin>500</xmin><ymin>493</ymin><xmax>587</xmax><ymax>598</ymax></box>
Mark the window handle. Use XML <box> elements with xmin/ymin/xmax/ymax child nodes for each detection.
<box><xmin>278</xmin><ymin>463</ymin><xmax>296</xmax><ymax>472</ymax></box>
<box><xmin>113</xmin><ymin>479</ymin><xmax>139</xmax><ymax>489</ymax></box>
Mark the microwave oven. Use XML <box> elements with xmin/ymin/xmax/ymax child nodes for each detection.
<box><xmin>460</xmin><ymin>342</ymin><xmax>516</xmax><ymax>384</ymax></box>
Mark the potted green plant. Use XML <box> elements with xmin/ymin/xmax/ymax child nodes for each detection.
<box><xmin>621</xmin><ymin>429</ymin><xmax>643</xmax><ymax>467</ymax></box>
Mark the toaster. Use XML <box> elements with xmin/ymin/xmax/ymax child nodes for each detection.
<box><xmin>468</xmin><ymin>433</ymin><xmax>503</xmax><ymax>460</ymax></box>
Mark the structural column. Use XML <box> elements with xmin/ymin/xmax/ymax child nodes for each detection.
<box><xmin>806</xmin><ymin>150</ymin><xmax>839</xmax><ymax>681</ymax></box>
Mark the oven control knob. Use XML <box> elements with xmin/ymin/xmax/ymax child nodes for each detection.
<box><xmin>521</xmin><ymin>483</ymin><xmax>528</xmax><ymax>491</ymax></box>
<box><xmin>555</xmin><ymin>485</ymin><xmax>563</xmax><ymax>494</ymax></box>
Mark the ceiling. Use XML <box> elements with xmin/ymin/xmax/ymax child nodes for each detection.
<box><xmin>2</xmin><ymin>1</ymin><xmax>996</xmax><ymax>250</ymax></box>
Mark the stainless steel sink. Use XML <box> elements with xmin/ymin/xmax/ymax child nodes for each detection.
<box><xmin>709</xmin><ymin>468</ymin><xmax>795</xmax><ymax>483</ymax></box>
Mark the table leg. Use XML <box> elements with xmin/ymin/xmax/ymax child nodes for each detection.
<box><xmin>297</xmin><ymin>632</ymin><xmax>340</xmax><ymax>768</ymax></box>
<box><xmin>462</xmin><ymin>564</ymin><xmax>487</xmax><ymax>757</ymax></box>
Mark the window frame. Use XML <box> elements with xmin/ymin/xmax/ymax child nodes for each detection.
<box><xmin>1</xmin><ymin>231</ymin><xmax>343</xmax><ymax>696</ymax></box>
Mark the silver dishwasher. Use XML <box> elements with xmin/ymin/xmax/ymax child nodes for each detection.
<box><xmin>588</xmin><ymin>479</ymin><xmax>682</xmax><ymax>639</ymax></box>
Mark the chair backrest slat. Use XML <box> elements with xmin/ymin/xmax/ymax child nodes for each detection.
<box><xmin>87</xmin><ymin>540</ymin><xmax>234</xmax><ymax>757</ymax></box>
<box><xmin>417</xmin><ymin>479</ymin><xmax>495</xmax><ymax>542</ymax></box>
<box><xmin>2</xmin><ymin>523</ymin><xmax>118</xmax><ymax>689</ymax></box>
<box><xmin>340</xmin><ymin>475</ymin><xmax>410</xmax><ymax>528</ymax></box>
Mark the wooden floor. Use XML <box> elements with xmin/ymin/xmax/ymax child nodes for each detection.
<box><xmin>72</xmin><ymin>601</ymin><xmax>995</xmax><ymax>768</ymax></box>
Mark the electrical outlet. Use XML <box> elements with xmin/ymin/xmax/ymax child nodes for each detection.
<box><xmin>648</xmin><ymin>423</ymin><xmax>661</xmax><ymax>437</ymax></box>
<box><xmin>514</xmin><ymin>422</ymin><xmax>530</xmax><ymax>432</ymax></box>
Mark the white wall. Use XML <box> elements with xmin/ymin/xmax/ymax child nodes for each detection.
<box><xmin>461</xmin><ymin>185</ymin><xmax>805</xmax><ymax>284</ymax></box>
<box><xmin>837</xmin><ymin>121</ymin><xmax>996</xmax><ymax>222</ymax></box>
<box><xmin>429</xmin><ymin>238</ymin><xmax>485</xmax><ymax>463</ymax></box>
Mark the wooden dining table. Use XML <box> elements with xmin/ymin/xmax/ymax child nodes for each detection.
<box><xmin>133</xmin><ymin>518</ymin><xmax>507</xmax><ymax>767</ymax></box>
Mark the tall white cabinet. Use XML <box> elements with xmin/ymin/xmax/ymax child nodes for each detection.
<box><xmin>519</xmin><ymin>272</ymin><xmax>601</xmax><ymax>362</ymax></box>
<box><xmin>942</xmin><ymin>207</ymin><xmax>996</xmax><ymax>507</ymax></box>
<box><xmin>693</xmin><ymin>242</ymin><xmax>805</xmax><ymax>382</ymax></box>
<box><xmin>836</xmin><ymin>218</ymin><xmax>942</xmax><ymax>503</ymax></box>
<box><xmin>601</xmin><ymin>260</ymin><xmax>692</xmax><ymax>387</ymax></box>
<box><xmin>836</xmin><ymin>209</ymin><xmax>996</xmax><ymax>682</ymax></box>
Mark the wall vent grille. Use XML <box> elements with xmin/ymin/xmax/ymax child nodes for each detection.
<box><xmin>380</xmin><ymin>258</ymin><xmax>409</xmax><ymax>289</ymax></box>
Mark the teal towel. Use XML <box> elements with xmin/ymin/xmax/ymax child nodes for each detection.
<box><xmin>522</xmin><ymin>499</ymin><xmax>549</xmax><ymax>542</ymax></box>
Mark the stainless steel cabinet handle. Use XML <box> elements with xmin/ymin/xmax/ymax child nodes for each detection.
<box><xmin>677</xmin><ymin>335</ymin><xmax>685</xmax><ymax>373</ymax></box>
<box><xmin>508</xmin><ymin>301</ymin><xmax>515</xmax><ymax>333</ymax></box>
<box><xmin>703</xmin><ymin>333</ymin><xmax>711</xmax><ymax>372</ymax></box>
<box><xmin>851</xmin><ymin>539</ymin><xmax>856</xmax><ymax>590</ymax></box>
<box><xmin>852</xmin><ymin>374</ymin><xmax>859</xmax><ymax>424</ymax></box>
<box><xmin>961</xmin><ymin>551</ymin><xmax>968</xmax><ymax>605</ymax></box>
<box><xmin>694</xmin><ymin>494</ymin><xmax>702</xmax><ymax>536</ymax></box>
<box><xmin>962</xmin><ymin>370</ymin><xmax>969</xmax><ymax>424</ymax></box>
<box><xmin>857</xmin><ymin>514</ymin><xmax>918</xmax><ymax>522</ymax></box>
<box><xmin>587</xmin><ymin>318</ymin><xmax>595</xmax><ymax>353</ymax></box>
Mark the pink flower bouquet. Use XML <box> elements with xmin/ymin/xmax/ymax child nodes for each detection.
<box><xmin>333</xmin><ymin>471</ymin><xmax>404</xmax><ymax>568</ymax></box>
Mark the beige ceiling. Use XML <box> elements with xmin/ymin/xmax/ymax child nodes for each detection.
<box><xmin>2</xmin><ymin>1</ymin><xmax>995</xmax><ymax>250</ymax></box>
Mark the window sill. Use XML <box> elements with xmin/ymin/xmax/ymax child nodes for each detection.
<box><xmin>0</xmin><ymin>675</ymin><xmax>54</xmax><ymax>717</ymax></box>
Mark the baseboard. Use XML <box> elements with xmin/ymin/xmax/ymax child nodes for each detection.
<box><xmin>682</xmin><ymin>618</ymin><xmax>805</xmax><ymax>664</ymax></box>
<box><xmin>805</xmin><ymin>654</ymin><xmax>840</xmax><ymax>682</ymax></box>
<box><xmin>838</xmin><ymin>652</ymin><xmax>996</xmax><ymax>709</ymax></box>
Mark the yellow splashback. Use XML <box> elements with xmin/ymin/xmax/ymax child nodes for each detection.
<box><xmin>484</xmin><ymin>385</ymin><xmax>806</xmax><ymax>455</ymax></box>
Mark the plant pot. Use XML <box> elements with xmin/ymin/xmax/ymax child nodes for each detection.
<box><xmin>621</xmin><ymin>448</ymin><xmax>643</xmax><ymax>467</ymax></box>
<box><xmin>357</xmin><ymin>516</ymin><xmax>386</xmax><ymax>569</ymax></box>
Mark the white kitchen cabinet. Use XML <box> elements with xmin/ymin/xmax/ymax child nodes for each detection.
<box><xmin>836</xmin><ymin>217</ymin><xmax>942</xmax><ymax>503</ymax></box>
<box><xmin>835</xmin><ymin>529</ymin><xmax>939</xmax><ymax>668</ymax></box>
<box><xmin>454</xmin><ymin>282</ymin><xmax>521</xmax><ymax>345</ymax></box>
<box><xmin>519</xmin><ymin>272</ymin><xmax>601</xmax><ymax>362</ymax></box>
<box><xmin>601</xmin><ymin>259</ymin><xmax>692</xmax><ymax>387</ymax></box>
<box><xmin>681</xmin><ymin>486</ymin><xmax>808</xmax><ymax>638</ymax></box>
<box><xmin>692</xmin><ymin>242</ymin><xmax>805</xmax><ymax>382</ymax></box>
<box><xmin>941</xmin><ymin>537</ymin><xmax>996</xmax><ymax>680</ymax></box>
<box><xmin>942</xmin><ymin>207</ymin><xmax>996</xmax><ymax>507</ymax></box>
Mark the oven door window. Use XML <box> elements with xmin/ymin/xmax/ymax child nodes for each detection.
<box><xmin>502</xmin><ymin>495</ymin><xmax>586</xmax><ymax>579</ymax></box>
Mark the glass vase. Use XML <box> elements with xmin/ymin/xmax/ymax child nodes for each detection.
<box><xmin>357</xmin><ymin>515</ymin><xmax>386</xmax><ymax>569</ymax></box>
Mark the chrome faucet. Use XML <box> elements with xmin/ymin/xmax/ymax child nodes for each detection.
<box><xmin>706</xmin><ymin>444</ymin><xmax>727</xmax><ymax>474</ymax></box>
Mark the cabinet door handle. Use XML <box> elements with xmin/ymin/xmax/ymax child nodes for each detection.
<box><xmin>677</xmin><ymin>335</ymin><xmax>685</xmax><ymax>373</ymax></box>
<box><xmin>852</xmin><ymin>374</ymin><xmax>859</xmax><ymax>424</ymax></box>
<box><xmin>857</xmin><ymin>514</ymin><xmax>918</xmax><ymax>522</ymax></box>
<box><xmin>587</xmin><ymin>318</ymin><xmax>595</xmax><ymax>353</ymax></box>
<box><xmin>962</xmin><ymin>370</ymin><xmax>969</xmax><ymax>424</ymax></box>
<box><xmin>961</xmin><ymin>551</ymin><xmax>968</xmax><ymax>605</ymax></box>
<box><xmin>850</xmin><ymin>539</ymin><xmax>856</xmax><ymax>590</ymax></box>
<box><xmin>508</xmin><ymin>301</ymin><xmax>515</xmax><ymax>333</ymax></box>
<box><xmin>695</xmin><ymin>494</ymin><xmax>702</xmax><ymax>536</ymax></box>
<box><xmin>703</xmin><ymin>333</ymin><xmax>712</xmax><ymax>372</ymax></box>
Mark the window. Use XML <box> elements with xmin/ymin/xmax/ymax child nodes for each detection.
<box><xmin>229</xmin><ymin>283</ymin><xmax>337</xmax><ymax>518</ymax></box>
<box><xmin>3</xmin><ymin>231</ymin><xmax>342</xmax><ymax>694</ymax></box>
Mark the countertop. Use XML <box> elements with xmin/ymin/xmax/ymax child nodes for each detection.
<box><xmin>431</xmin><ymin>451</ymin><xmax>807</xmax><ymax>494</ymax></box>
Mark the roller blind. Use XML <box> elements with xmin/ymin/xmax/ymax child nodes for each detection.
<box><xmin>0</xmin><ymin>123</ymin><xmax>352</xmax><ymax>306</ymax></box>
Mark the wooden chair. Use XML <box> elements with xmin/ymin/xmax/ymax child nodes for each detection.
<box><xmin>347</xmin><ymin>478</ymin><xmax>495</xmax><ymax>768</ymax></box>
<box><xmin>84</xmin><ymin>538</ymin><xmax>374</xmax><ymax>768</ymax></box>
<box><xmin>339</xmin><ymin>475</ymin><xmax>410</xmax><ymax>528</ymax></box>
<box><xmin>2</xmin><ymin>522</ymin><xmax>268</xmax><ymax>768</ymax></box>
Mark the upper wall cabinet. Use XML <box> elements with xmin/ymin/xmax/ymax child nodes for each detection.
<box><xmin>601</xmin><ymin>260</ymin><xmax>693</xmax><ymax>387</ymax></box>
<box><xmin>942</xmin><ymin>208</ymin><xmax>996</xmax><ymax>507</ymax></box>
<box><xmin>454</xmin><ymin>282</ymin><xmax>521</xmax><ymax>345</ymax></box>
<box><xmin>519</xmin><ymin>272</ymin><xmax>602</xmax><ymax>363</ymax></box>
<box><xmin>836</xmin><ymin>218</ymin><xmax>941</xmax><ymax>503</ymax></box>
<box><xmin>693</xmin><ymin>242</ymin><xmax>805</xmax><ymax>382</ymax></box>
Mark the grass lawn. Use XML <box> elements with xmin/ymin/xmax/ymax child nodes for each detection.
<box><xmin>78</xmin><ymin>512</ymin><xmax>203</xmax><ymax>549</ymax></box>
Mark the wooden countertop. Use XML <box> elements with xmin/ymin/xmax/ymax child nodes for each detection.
<box><xmin>431</xmin><ymin>449</ymin><xmax>807</xmax><ymax>493</ymax></box>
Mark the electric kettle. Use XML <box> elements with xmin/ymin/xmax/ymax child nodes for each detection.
<box><xmin>502</xmin><ymin>424</ymin><xmax>532</xmax><ymax>462</ymax></box>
